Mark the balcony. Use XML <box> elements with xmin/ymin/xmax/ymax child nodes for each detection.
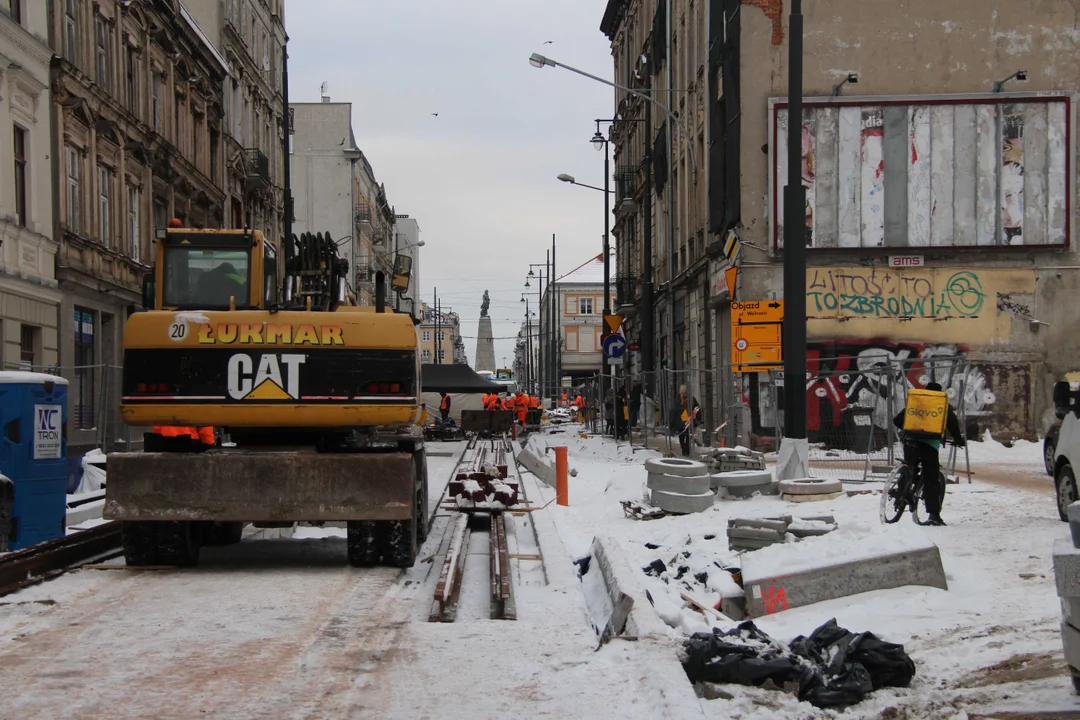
<box><xmin>615</xmin><ymin>274</ymin><xmax>639</xmax><ymax>316</ymax></box>
<box><xmin>614</xmin><ymin>165</ymin><xmax>638</xmax><ymax>216</ymax></box>
<box><xmin>243</xmin><ymin>149</ymin><xmax>269</xmax><ymax>189</ymax></box>
<box><xmin>355</xmin><ymin>202</ymin><xmax>373</xmax><ymax>231</ymax></box>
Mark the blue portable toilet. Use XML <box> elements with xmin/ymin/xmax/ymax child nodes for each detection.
<box><xmin>0</xmin><ymin>372</ymin><xmax>69</xmax><ymax>549</ymax></box>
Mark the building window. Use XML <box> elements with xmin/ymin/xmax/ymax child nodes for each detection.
<box><xmin>439</xmin><ymin>331</ymin><xmax>446</xmax><ymax>341</ymax></box>
<box><xmin>579</xmin><ymin>297</ymin><xmax>594</xmax><ymax>315</ymax></box>
<box><xmin>63</xmin><ymin>0</ymin><xmax>78</xmax><ymax>64</ymax></box>
<box><xmin>74</xmin><ymin>308</ymin><xmax>95</xmax><ymax>430</ymax></box>
<box><xmin>153</xmin><ymin>198</ymin><xmax>167</xmax><ymax>231</ymax></box>
<box><xmin>95</xmin><ymin>16</ymin><xmax>111</xmax><ymax>92</ymax></box>
<box><xmin>422</xmin><ymin>330</ymin><xmax>430</xmax><ymax>341</ymax></box>
<box><xmin>422</xmin><ymin>349</ymin><xmax>431</xmax><ymax>362</ymax></box>
<box><xmin>438</xmin><ymin>350</ymin><xmax>445</xmax><ymax>362</ymax></box>
<box><xmin>20</xmin><ymin>324</ymin><xmax>37</xmax><ymax>367</ymax></box>
<box><xmin>8</xmin><ymin>0</ymin><xmax>22</xmax><ymax>25</ymax></box>
<box><xmin>67</xmin><ymin>148</ymin><xmax>82</xmax><ymax>234</ymax></box>
<box><xmin>126</xmin><ymin>47</ymin><xmax>139</xmax><ymax>116</ymax></box>
<box><xmin>99</xmin><ymin>166</ymin><xmax>113</xmax><ymax>245</ymax></box>
<box><xmin>13</xmin><ymin>126</ymin><xmax>27</xmax><ymax>227</ymax></box>
<box><xmin>152</xmin><ymin>71</ymin><xmax>163</xmax><ymax>133</ymax></box>
<box><xmin>128</xmin><ymin>185</ymin><xmax>141</xmax><ymax>262</ymax></box>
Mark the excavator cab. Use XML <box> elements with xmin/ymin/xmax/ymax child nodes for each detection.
<box><xmin>142</xmin><ymin>222</ymin><xmax>274</xmax><ymax>312</ymax></box>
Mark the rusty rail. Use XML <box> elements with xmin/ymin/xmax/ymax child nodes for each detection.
<box><xmin>0</xmin><ymin>521</ymin><xmax>123</xmax><ymax>597</ymax></box>
<box><xmin>489</xmin><ymin>512</ymin><xmax>515</xmax><ymax>620</ymax></box>
<box><xmin>429</xmin><ymin>513</ymin><xmax>470</xmax><ymax>622</ymax></box>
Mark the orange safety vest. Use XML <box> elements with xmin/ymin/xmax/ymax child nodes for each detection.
<box><xmin>154</xmin><ymin>425</ymin><xmax>215</xmax><ymax>446</ymax></box>
<box><xmin>440</xmin><ymin>395</ymin><xmax>450</xmax><ymax>411</ymax></box>
<box><xmin>561</xmin><ymin>392</ymin><xmax>568</xmax><ymax>406</ymax></box>
<box><xmin>501</xmin><ymin>397</ymin><xmax>514</xmax><ymax>411</ymax></box>
<box><xmin>529</xmin><ymin>396</ymin><xmax>540</xmax><ymax>409</ymax></box>
<box><xmin>515</xmin><ymin>394</ymin><xmax>529</xmax><ymax>409</ymax></box>
<box><xmin>574</xmin><ymin>396</ymin><xmax>585</xmax><ymax>408</ymax></box>
<box><xmin>482</xmin><ymin>393</ymin><xmax>495</xmax><ymax>410</ymax></box>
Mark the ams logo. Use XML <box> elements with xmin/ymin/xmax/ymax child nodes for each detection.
<box><xmin>227</xmin><ymin>353</ymin><xmax>305</xmax><ymax>401</ymax></box>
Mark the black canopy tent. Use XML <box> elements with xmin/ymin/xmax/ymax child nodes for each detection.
<box><xmin>420</xmin><ymin>364</ymin><xmax>503</xmax><ymax>394</ymax></box>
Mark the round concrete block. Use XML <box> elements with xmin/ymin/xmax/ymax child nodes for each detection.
<box><xmin>647</xmin><ymin>471</ymin><xmax>712</xmax><ymax>495</ymax></box>
<box><xmin>780</xmin><ymin>491</ymin><xmax>845</xmax><ymax>503</ymax></box>
<box><xmin>644</xmin><ymin>457</ymin><xmax>708</xmax><ymax>477</ymax></box>
<box><xmin>759</xmin><ymin>481</ymin><xmax>781</xmax><ymax>496</ymax></box>
<box><xmin>649</xmin><ymin>487</ymin><xmax>716</xmax><ymax>514</ymax></box>
<box><xmin>712</xmin><ymin>470</ymin><xmax>774</xmax><ymax>488</ymax></box>
<box><xmin>778</xmin><ymin>477</ymin><xmax>843</xmax><ymax>496</ymax></box>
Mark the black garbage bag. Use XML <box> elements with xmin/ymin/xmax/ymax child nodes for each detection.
<box><xmin>800</xmin><ymin>661</ymin><xmax>874</xmax><ymax>708</ymax></box>
<box><xmin>683</xmin><ymin>617</ymin><xmax>916</xmax><ymax>710</ymax></box>
<box><xmin>847</xmin><ymin>631</ymin><xmax>917</xmax><ymax>689</ymax></box>
<box><xmin>683</xmin><ymin>622</ymin><xmax>816</xmax><ymax>690</ymax></box>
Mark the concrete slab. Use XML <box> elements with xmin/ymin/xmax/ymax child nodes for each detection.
<box><xmin>1064</xmin><ymin>597</ymin><xmax>1080</xmax><ymax>627</ymax></box>
<box><xmin>516</xmin><ymin>447</ymin><xmax>555</xmax><ymax>488</ymax></box>
<box><xmin>741</xmin><ymin>534</ymin><xmax>948</xmax><ymax>617</ymax></box>
<box><xmin>1063</xmin><ymin>620</ymin><xmax>1080</xmax><ymax>674</ymax></box>
<box><xmin>781</xmin><ymin>491</ymin><xmax>845</xmax><ymax>503</ymax></box>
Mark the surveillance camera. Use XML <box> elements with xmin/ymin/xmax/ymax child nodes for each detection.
<box><xmin>848</xmin><ymin>73</ymin><xmax>859</xmax><ymax>83</ymax></box>
<box><xmin>1017</xmin><ymin>70</ymin><xmax>1028</xmax><ymax>81</ymax></box>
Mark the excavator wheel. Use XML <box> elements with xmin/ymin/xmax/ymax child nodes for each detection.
<box><xmin>121</xmin><ymin>521</ymin><xmax>159</xmax><ymax>567</ymax></box>
<box><xmin>378</xmin><ymin>519</ymin><xmax>417</xmax><ymax>568</ymax></box>
<box><xmin>122</xmin><ymin>521</ymin><xmax>201</xmax><ymax>567</ymax></box>
<box><xmin>414</xmin><ymin>451</ymin><xmax>429</xmax><ymax>544</ymax></box>
<box><xmin>346</xmin><ymin>520</ymin><xmax>379</xmax><ymax>567</ymax></box>
<box><xmin>203</xmin><ymin>522</ymin><xmax>245</xmax><ymax>546</ymax></box>
<box><xmin>155</xmin><ymin>521</ymin><xmax>202</xmax><ymax>567</ymax></box>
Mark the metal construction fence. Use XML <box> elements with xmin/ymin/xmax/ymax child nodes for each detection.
<box><xmin>763</xmin><ymin>354</ymin><xmax>974</xmax><ymax>483</ymax></box>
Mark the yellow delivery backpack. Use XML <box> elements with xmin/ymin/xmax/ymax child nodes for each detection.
<box><xmin>902</xmin><ymin>388</ymin><xmax>949</xmax><ymax>438</ymax></box>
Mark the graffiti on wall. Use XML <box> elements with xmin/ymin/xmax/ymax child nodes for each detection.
<box><xmin>749</xmin><ymin>340</ymin><xmax>1000</xmax><ymax>445</ymax></box>
<box><xmin>804</xmin><ymin>266</ymin><xmax>1036</xmax><ymax>346</ymax></box>
<box><xmin>773</xmin><ymin>96</ymin><xmax>1071</xmax><ymax>249</ymax></box>
<box><xmin>807</xmin><ymin>267</ymin><xmax>987</xmax><ymax>319</ymax></box>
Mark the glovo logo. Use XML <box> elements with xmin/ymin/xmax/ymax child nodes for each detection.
<box><xmin>228</xmin><ymin>353</ymin><xmax>306</xmax><ymax>400</ymax></box>
<box><xmin>906</xmin><ymin>406</ymin><xmax>944</xmax><ymax>418</ymax></box>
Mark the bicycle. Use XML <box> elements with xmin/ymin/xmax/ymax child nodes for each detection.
<box><xmin>879</xmin><ymin>440</ymin><xmax>954</xmax><ymax>525</ymax></box>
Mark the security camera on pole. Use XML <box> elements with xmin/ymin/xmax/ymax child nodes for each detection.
<box><xmin>777</xmin><ymin>0</ymin><xmax>812</xmax><ymax>482</ymax></box>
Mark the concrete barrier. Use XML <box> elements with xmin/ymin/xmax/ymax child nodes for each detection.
<box><xmin>515</xmin><ymin>447</ymin><xmax>556</xmax><ymax>488</ymax></box>
<box><xmin>741</xmin><ymin>533</ymin><xmax>948</xmax><ymax>617</ymax></box>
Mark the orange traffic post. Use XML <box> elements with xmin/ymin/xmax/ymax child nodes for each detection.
<box><xmin>554</xmin><ymin>446</ymin><xmax>569</xmax><ymax>506</ymax></box>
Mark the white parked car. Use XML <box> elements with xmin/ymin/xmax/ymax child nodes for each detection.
<box><xmin>1052</xmin><ymin>381</ymin><xmax>1080</xmax><ymax>520</ymax></box>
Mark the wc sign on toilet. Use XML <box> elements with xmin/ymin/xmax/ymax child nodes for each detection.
<box><xmin>34</xmin><ymin>405</ymin><xmax>63</xmax><ymax>460</ymax></box>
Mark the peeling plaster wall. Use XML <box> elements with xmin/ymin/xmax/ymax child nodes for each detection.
<box><xmin>735</xmin><ymin>0</ymin><xmax>1080</xmax><ymax>435</ymax></box>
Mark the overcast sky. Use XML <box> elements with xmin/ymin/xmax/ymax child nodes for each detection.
<box><xmin>287</xmin><ymin>0</ymin><xmax>615</xmax><ymax>367</ymax></box>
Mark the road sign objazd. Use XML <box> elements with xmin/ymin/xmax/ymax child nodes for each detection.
<box><xmin>730</xmin><ymin>300</ymin><xmax>784</xmax><ymax>373</ymax></box>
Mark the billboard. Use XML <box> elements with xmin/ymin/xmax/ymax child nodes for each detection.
<box><xmin>770</xmin><ymin>94</ymin><xmax>1074</xmax><ymax>250</ymax></box>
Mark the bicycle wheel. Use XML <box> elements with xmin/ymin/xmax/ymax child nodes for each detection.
<box><xmin>880</xmin><ymin>465</ymin><xmax>911</xmax><ymax>524</ymax></box>
<box><xmin>912</xmin><ymin>477</ymin><xmax>932</xmax><ymax>525</ymax></box>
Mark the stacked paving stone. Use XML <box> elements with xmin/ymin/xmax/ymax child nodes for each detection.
<box><xmin>703</xmin><ymin>448</ymin><xmax>777</xmax><ymax>498</ymax></box>
<box><xmin>1052</xmin><ymin>501</ymin><xmax>1080</xmax><ymax>693</ymax></box>
<box><xmin>727</xmin><ymin>514</ymin><xmax>838</xmax><ymax>552</ymax></box>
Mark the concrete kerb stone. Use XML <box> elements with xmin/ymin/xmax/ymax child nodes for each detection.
<box><xmin>584</xmin><ymin>535</ymin><xmax>708</xmax><ymax>717</ymax></box>
<box><xmin>741</xmin><ymin>542</ymin><xmax>948</xmax><ymax>617</ymax></box>
<box><xmin>516</xmin><ymin>446</ymin><xmax>556</xmax><ymax>488</ymax></box>
<box><xmin>649</xmin><ymin>487</ymin><xmax>716</xmax><ymax>514</ymax></box>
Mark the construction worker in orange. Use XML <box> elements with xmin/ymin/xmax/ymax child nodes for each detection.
<box><xmin>153</xmin><ymin>425</ymin><xmax>216</xmax><ymax>446</ymax></box>
<box><xmin>529</xmin><ymin>394</ymin><xmax>541</xmax><ymax>410</ymax></box>
<box><xmin>561</xmin><ymin>391</ymin><xmax>568</xmax><ymax>408</ymax></box>
<box><xmin>482</xmin><ymin>392</ymin><xmax>496</xmax><ymax>410</ymax></box>
<box><xmin>513</xmin><ymin>390</ymin><xmax>529</xmax><ymax>427</ymax></box>
<box><xmin>501</xmin><ymin>393</ymin><xmax>515</xmax><ymax>411</ymax></box>
<box><xmin>573</xmin><ymin>393</ymin><xmax>585</xmax><ymax>422</ymax></box>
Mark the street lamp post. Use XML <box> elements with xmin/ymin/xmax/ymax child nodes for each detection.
<box><xmin>592</xmin><ymin>123</ymin><xmax>611</xmax><ymax>319</ymax></box>
<box><xmin>527</xmin><ymin>262</ymin><xmax>548</xmax><ymax>396</ymax></box>
<box><xmin>780</xmin><ymin>0</ymin><xmax>810</xmax><ymax>478</ymax></box>
<box><xmin>520</xmin><ymin>295</ymin><xmax>533</xmax><ymax>392</ymax></box>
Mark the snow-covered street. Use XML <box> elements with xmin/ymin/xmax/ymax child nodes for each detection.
<box><xmin>3</xmin><ymin>432</ymin><xmax>1080</xmax><ymax>718</ymax></box>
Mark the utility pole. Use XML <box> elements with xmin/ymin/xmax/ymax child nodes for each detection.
<box><xmin>551</xmin><ymin>234</ymin><xmax>558</xmax><ymax>396</ymax></box>
<box><xmin>642</xmin><ymin>83</ymin><xmax>653</xmax><ymax>386</ymax></box>
<box><xmin>433</xmin><ymin>289</ymin><xmax>440</xmax><ymax>365</ymax></box>
<box><xmin>780</xmin><ymin>0</ymin><xmax>809</xmax><ymax>475</ymax></box>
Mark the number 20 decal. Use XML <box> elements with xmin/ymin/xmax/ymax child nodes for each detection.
<box><xmin>168</xmin><ymin>320</ymin><xmax>188</xmax><ymax>342</ymax></box>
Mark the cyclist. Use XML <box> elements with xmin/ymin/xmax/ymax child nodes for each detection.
<box><xmin>891</xmin><ymin>381</ymin><xmax>965</xmax><ymax>526</ymax></box>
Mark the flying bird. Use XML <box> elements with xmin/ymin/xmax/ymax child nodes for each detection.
<box><xmin>431</xmin><ymin>112</ymin><xmax>439</xmax><ymax>116</ymax></box>
<box><xmin>543</xmin><ymin>40</ymin><xmax>554</xmax><ymax>44</ymax></box>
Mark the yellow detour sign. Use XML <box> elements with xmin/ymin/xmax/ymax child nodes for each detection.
<box><xmin>604</xmin><ymin>314</ymin><xmax>624</xmax><ymax>334</ymax></box>
<box><xmin>731</xmin><ymin>300</ymin><xmax>783</xmax><ymax>373</ymax></box>
<box><xmin>902</xmin><ymin>389</ymin><xmax>949</xmax><ymax>436</ymax></box>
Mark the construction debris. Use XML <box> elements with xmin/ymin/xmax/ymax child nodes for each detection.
<box><xmin>726</xmin><ymin>514</ymin><xmax>838</xmax><ymax>552</ymax></box>
<box><xmin>449</xmin><ymin>439</ymin><xmax>519</xmax><ymax>509</ymax></box>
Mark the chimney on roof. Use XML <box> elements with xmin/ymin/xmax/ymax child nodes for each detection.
<box><xmin>320</xmin><ymin>81</ymin><xmax>330</xmax><ymax>103</ymax></box>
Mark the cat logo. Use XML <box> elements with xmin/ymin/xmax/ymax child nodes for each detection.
<box><xmin>227</xmin><ymin>353</ymin><xmax>306</xmax><ymax>401</ymax></box>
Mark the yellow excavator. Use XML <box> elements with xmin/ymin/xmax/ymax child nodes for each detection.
<box><xmin>104</xmin><ymin>221</ymin><xmax>426</xmax><ymax>568</ymax></box>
